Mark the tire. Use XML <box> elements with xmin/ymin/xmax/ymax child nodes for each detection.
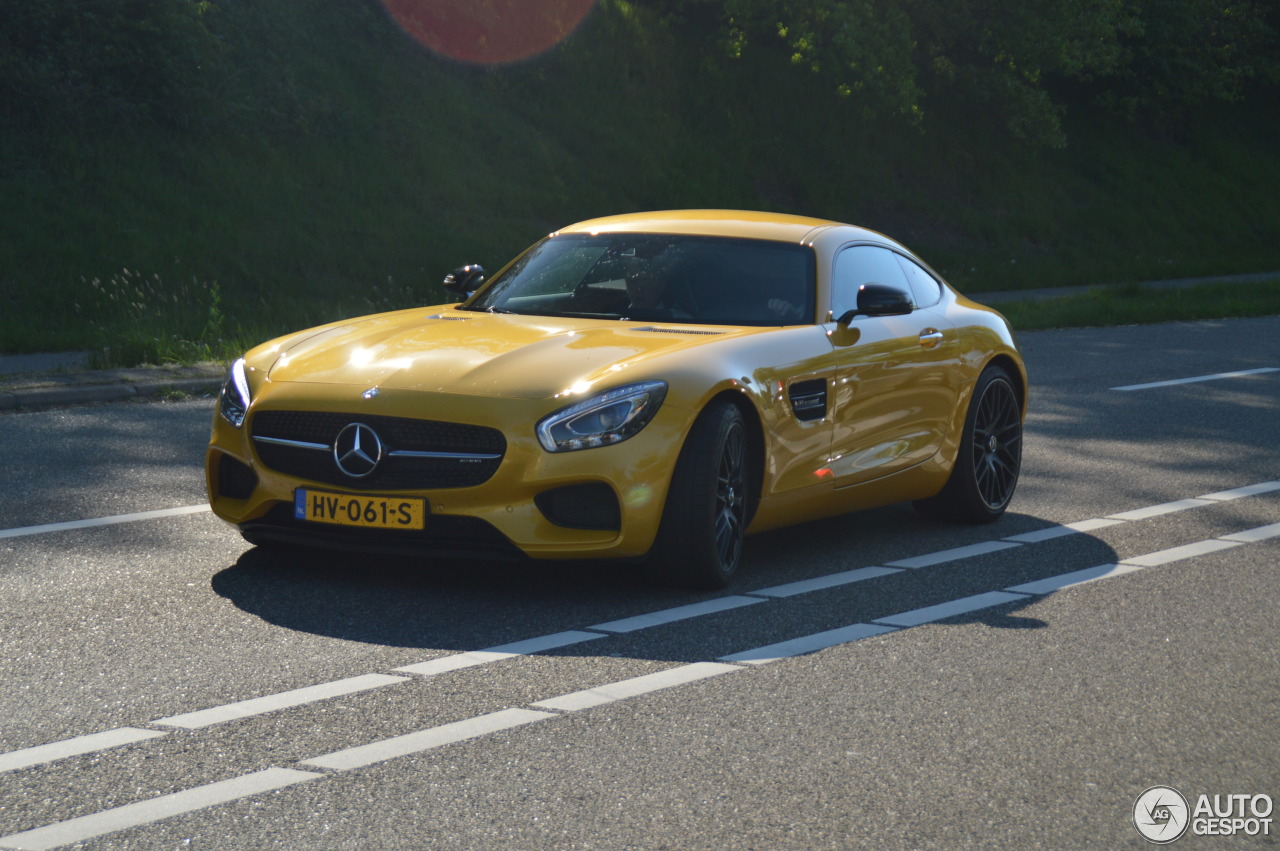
<box><xmin>914</xmin><ymin>364</ymin><xmax>1022</xmax><ymax>523</ymax></box>
<box><xmin>650</xmin><ymin>401</ymin><xmax>750</xmax><ymax>589</ymax></box>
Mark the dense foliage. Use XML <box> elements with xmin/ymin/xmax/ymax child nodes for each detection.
<box><xmin>1</xmin><ymin>0</ymin><xmax>1277</xmax><ymax>362</ymax></box>
<box><xmin>0</xmin><ymin>0</ymin><xmax>219</xmax><ymax>130</ymax></box>
<box><xmin>658</xmin><ymin>0</ymin><xmax>1279</xmax><ymax>146</ymax></box>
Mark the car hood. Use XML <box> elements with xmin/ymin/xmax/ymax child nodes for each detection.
<box><xmin>264</xmin><ymin>307</ymin><xmax>750</xmax><ymax>399</ymax></box>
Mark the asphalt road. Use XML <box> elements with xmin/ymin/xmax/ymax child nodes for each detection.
<box><xmin>1</xmin><ymin>317</ymin><xmax>1277</xmax><ymax>850</ymax></box>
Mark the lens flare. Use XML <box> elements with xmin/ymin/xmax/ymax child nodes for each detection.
<box><xmin>381</xmin><ymin>0</ymin><xmax>596</xmax><ymax>65</ymax></box>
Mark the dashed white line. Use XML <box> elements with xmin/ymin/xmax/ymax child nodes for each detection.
<box><xmin>1107</xmin><ymin>498</ymin><xmax>1215</xmax><ymax>521</ymax></box>
<box><xmin>0</xmin><ymin>505</ymin><xmax>210</xmax><ymax>540</ymax></box>
<box><xmin>588</xmin><ymin>596</ymin><xmax>766</xmax><ymax>633</ymax></box>
<box><xmin>1119</xmin><ymin>539</ymin><xmax>1242</xmax><ymax>566</ymax></box>
<box><xmin>299</xmin><ymin>708</ymin><xmax>557</xmax><ymax>771</ymax></box>
<box><xmin>1110</xmin><ymin>367</ymin><xmax>1279</xmax><ymax>391</ymax></box>
<box><xmin>720</xmin><ymin>624</ymin><xmax>898</xmax><ymax>665</ymax></box>
<box><xmin>3</xmin><ymin>509</ymin><xmax>1279</xmax><ymax>850</ymax></box>
<box><xmin>394</xmin><ymin>630</ymin><xmax>606</xmax><ymax>676</ymax></box>
<box><xmin>1002</xmin><ymin>517</ymin><xmax>1125</xmax><ymax>543</ymax></box>
<box><xmin>885</xmin><ymin>540</ymin><xmax>1022</xmax><ymax>569</ymax></box>
<box><xmin>748</xmin><ymin>566</ymin><xmax>901</xmax><ymax>598</ymax></box>
<box><xmin>874</xmin><ymin>591</ymin><xmax>1031</xmax><ymax>628</ymax></box>
<box><xmin>1220</xmin><ymin>522</ymin><xmax>1280</xmax><ymax>543</ymax></box>
<box><xmin>0</xmin><ymin>768</ymin><xmax>321</xmax><ymax>851</ymax></box>
<box><xmin>1006</xmin><ymin>563</ymin><xmax>1144</xmax><ymax>595</ymax></box>
<box><xmin>3</xmin><ymin>486</ymin><xmax>1277</xmax><ymax>849</ymax></box>
<box><xmin>151</xmin><ymin>673</ymin><xmax>410</xmax><ymax>730</ymax></box>
<box><xmin>0</xmin><ymin>728</ymin><xmax>167</xmax><ymax>775</ymax></box>
<box><xmin>1200</xmin><ymin>481</ymin><xmax>1280</xmax><ymax>501</ymax></box>
<box><xmin>531</xmin><ymin>663</ymin><xmax>743</xmax><ymax>712</ymax></box>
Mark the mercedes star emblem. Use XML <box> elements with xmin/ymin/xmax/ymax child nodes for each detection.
<box><xmin>333</xmin><ymin>422</ymin><xmax>383</xmax><ymax>478</ymax></box>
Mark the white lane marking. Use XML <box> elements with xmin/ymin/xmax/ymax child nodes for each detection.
<box><xmin>6</xmin><ymin>515</ymin><xmax>1277</xmax><ymax>848</ymax></box>
<box><xmin>394</xmin><ymin>630</ymin><xmax>606</xmax><ymax>676</ymax></box>
<box><xmin>151</xmin><ymin>674</ymin><xmax>409</xmax><ymax>730</ymax></box>
<box><xmin>1120</xmin><ymin>539</ymin><xmax>1243</xmax><ymax>566</ymax></box>
<box><xmin>1107</xmin><ymin>498</ymin><xmax>1215</xmax><ymax>521</ymax></box>
<box><xmin>531</xmin><ymin>663</ymin><xmax>743</xmax><ymax>712</ymax></box>
<box><xmin>0</xmin><ymin>478</ymin><xmax>1272</xmax><ymax>814</ymax></box>
<box><xmin>748</xmin><ymin>567</ymin><xmax>901</xmax><ymax>598</ymax></box>
<box><xmin>873</xmin><ymin>591</ymin><xmax>1029</xmax><ymax>628</ymax></box>
<box><xmin>299</xmin><ymin>708</ymin><xmax>556</xmax><ymax>772</ymax></box>
<box><xmin>1110</xmin><ymin>367</ymin><xmax>1279</xmax><ymax>391</ymax></box>
<box><xmin>720</xmin><ymin>624</ymin><xmax>898</xmax><ymax>665</ymax></box>
<box><xmin>0</xmin><ymin>505</ymin><xmax>210</xmax><ymax>540</ymax></box>
<box><xmin>1006</xmin><ymin>563</ymin><xmax>1145</xmax><ymax>595</ymax></box>
<box><xmin>1220</xmin><ymin>522</ymin><xmax>1280</xmax><ymax>543</ymax></box>
<box><xmin>1200</xmin><ymin>481</ymin><xmax>1280</xmax><ymax>500</ymax></box>
<box><xmin>0</xmin><ymin>728</ymin><xmax>167</xmax><ymax>775</ymax></box>
<box><xmin>587</xmin><ymin>597</ymin><xmax>766</xmax><ymax>633</ymax></box>
<box><xmin>885</xmin><ymin>540</ymin><xmax>1021</xmax><ymax>569</ymax></box>
<box><xmin>1002</xmin><ymin>518</ymin><xmax>1125</xmax><ymax>543</ymax></box>
<box><xmin>0</xmin><ymin>768</ymin><xmax>320</xmax><ymax>851</ymax></box>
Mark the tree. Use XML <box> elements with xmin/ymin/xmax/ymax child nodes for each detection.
<box><xmin>0</xmin><ymin>0</ymin><xmax>217</xmax><ymax>131</ymax></box>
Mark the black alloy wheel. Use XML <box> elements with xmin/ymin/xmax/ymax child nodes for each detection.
<box><xmin>713</xmin><ymin>417</ymin><xmax>748</xmax><ymax>569</ymax></box>
<box><xmin>914</xmin><ymin>365</ymin><xmax>1022</xmax><ymax>523</ymax></box>
<box><xmin>651</xmin><ymin>401</ymin><xmax>751</xmax><ymax>589</ymax></box>
<box><xmin>971</xmin><ymin>371</ymin><xmax>1022</xmax><ymax>511</ymax></box>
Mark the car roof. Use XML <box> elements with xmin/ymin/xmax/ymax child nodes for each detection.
<box><xmin>556</xmin><ymin>209</ymin><xmax>859</xmax><ymax>245</ymax></box>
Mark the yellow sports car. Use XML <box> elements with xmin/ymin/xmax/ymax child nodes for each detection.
<box><xmin>206</xmin><ymin>210</ymin><xmax>1026</xmax><ymax>588</ymax></box>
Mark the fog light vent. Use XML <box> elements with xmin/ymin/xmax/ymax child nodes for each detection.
<box><xmin>535</xmin><ymin>483</ymin><xmax>621</xmax><ymax>531</ymax></box>
<box><xmin>217</xmin><ymin>453</ymin><xmax>258</xmax><ymax>500</ymax></box>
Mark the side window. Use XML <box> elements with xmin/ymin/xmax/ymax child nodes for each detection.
<box><xmin>896</xmin><ymin>255</ymin><xmax>943</xmax><ymax>308</ymax></box>
<box><xmin>830</xmin><ymin>245</ymin><xmax>913</xmax><ymax>319</ymax></box>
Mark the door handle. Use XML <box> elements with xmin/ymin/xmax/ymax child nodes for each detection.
<box><xmin>918</xmin><ymin>329</ymin><xmax>944</xmax><ymax>349</ymax></box>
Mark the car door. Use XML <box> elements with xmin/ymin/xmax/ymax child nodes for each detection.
<box><xmin>825</xmin><ymin>244</ymin><xmax>959</xmax><ymax>486</ymax></box>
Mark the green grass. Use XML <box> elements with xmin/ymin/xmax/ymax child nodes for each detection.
<box><xmin>2</xmin><ymin>0</ymin><xmax>1278</xmax><ymax>365</ymax></box>
<box><xmin>997</xmin><ymin>278</ymin><xmax>1280</xmax><ymax>331</ymax></box>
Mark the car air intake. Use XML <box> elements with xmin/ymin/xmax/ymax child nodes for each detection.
<box><xmin>535</xmin><ymin>483</ymin><xmax>622</xmax><ymax>531</ymax></box>
<box><xmin>788</xmin><ymin>379</ymin><xmax>828</xmax><ymax>421</ymax></box>
<box><xmin>217</xmin><ymin>452</ymin><xmax>258</xmax><ymax>500</ymax></box>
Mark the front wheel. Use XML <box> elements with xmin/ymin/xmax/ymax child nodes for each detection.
<box><xmin>914</xmin><ymin>364</ymin><xmax>1022</xmax><ymax>523</ymax></box>
<box><xmin>650</xmin><ymin>401</ymin><xmax>750</xmax><ymax>589</ymax></box>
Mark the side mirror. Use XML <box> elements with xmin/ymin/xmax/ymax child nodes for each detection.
<box><xmin>443</xmin><ymin>264</ymin><xmax>485</xmax><ymax>301</ymax></box>
<box><xmin>836</xmin><ymin>283</ymin><xmax>913</xmax><ymax>324</ymax></box>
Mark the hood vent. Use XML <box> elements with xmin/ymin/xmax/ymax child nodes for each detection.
<box><xmin>426</xmin><ymin>314</ymin><xmax>469</xmax><ymax>321</ymax></box>
<box><xmin>630</xmin><ymin>327</ymin><xmax>724</xmax><ymax>336</ymax></box>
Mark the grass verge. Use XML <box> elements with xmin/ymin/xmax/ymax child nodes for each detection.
<box><xmin>996</xmin><ymin>279</ymin><xmax>1280</xmax><ymax>331</ymax></box>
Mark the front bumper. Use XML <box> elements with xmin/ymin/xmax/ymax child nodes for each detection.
<box><xmin>205</xmin><ymin>381</ymin><xmax>689</xmax><ymax>560</ymax></box>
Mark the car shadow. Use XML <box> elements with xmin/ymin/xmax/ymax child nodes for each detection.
<box><xmin>210</xmin><ymin>504</ymin><xmax>1119</xmax><ymax>658</ymax></box>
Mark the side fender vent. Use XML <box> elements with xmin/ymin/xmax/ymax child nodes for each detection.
<box><xmin>788</xmin><ymin>379</ymin><xmax>828</xmax><ymax>422</ymax></box>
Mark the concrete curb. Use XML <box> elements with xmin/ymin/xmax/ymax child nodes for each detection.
<box><xmin>0</xmin><ymin>374</ymin><xmax>223</xmax><ymax>413</ymax></box>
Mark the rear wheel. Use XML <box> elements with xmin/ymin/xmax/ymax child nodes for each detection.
<box><xmin>650</xmin><ymin>401</ymin><xmax>750</xmax><ymax>589</ymax></box>
<box><xmin>914</xmin><ymin>364</ymin><xmax>1022</xmax><ymax>523</ymax></box>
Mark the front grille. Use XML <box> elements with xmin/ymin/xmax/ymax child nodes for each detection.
<box><xmin>250</xmin><ymin>410</ymin><xmax>506</xmax><ymax>490</ymax></box>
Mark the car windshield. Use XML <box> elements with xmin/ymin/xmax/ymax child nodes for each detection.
<box><xmin>462</xmin><ymin>233</ymin><xmax>816</xmax><ymax>326</ymax></box>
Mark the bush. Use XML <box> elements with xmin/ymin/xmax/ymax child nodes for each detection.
<box><xmin>0</xmin><ymin>0</ymin><xmax>218</xmax><ymax>131</ymax></box>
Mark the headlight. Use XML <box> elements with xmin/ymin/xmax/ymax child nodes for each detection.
<box><xmin>536</xmin><ymin>381</ymin><xmax>667</xmax><ymax>452</ymax></box>
<box><xmin>218</xmin><ymin>357</ymin><xmax>252</xmax><ymax>428</ymax></box>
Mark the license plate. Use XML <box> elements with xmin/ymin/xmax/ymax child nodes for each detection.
<box><xmin>294</xmin><ymin>489</ymin><xmax>426</xmax><ymax>530</ymax></box>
